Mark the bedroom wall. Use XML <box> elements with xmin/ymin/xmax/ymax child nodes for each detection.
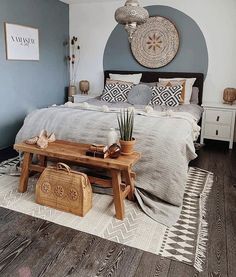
<box><xmin>70</xmin><ymin>0</ymin><xmax>236</xmax><ymax>140</ymax></box>
<box><xmin>0</xmin><ymin>0</ymin><xmax>69</xmax><ymax>149</ymax></box>
<box><xmin>104</xmin><ymin>6</ymin><xmax>209</xmax><ymax>76</ymax></box>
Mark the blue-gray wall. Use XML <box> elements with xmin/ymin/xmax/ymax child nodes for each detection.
<box><xmin>104</xmin><ymin>5</ymin><xmax>208</xmax><ymax>76</ymax></box>
<box><xmin>0</xmin><ymin>0</ymin><xmax>69</xmax><ymax>149</ymax></box>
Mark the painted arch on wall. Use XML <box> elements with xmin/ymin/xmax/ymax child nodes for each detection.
<box><xmin>103</xmin><ymin>5</ymin><xmax>208</xmax><ymax>77</ymax></box>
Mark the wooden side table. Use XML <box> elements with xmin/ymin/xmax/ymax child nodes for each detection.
<box><xmin>200</xmin><ymin>103</ymin><xmax>236</xmax><ymax>149</ymax></box>
<box><xmin>73</xmin><ymin>94</ymin><xmax>94</xmax><ymax>103</ymax></box>
<box><xmin>14</xmin><ymin>140</ymin><xmax>141</xmax><ymax>220</ymax></box>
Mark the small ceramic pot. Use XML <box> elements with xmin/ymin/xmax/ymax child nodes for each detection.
<box><xmin>119</xmin><ymin>138</ymin><xmax>136</xmax><ymax>155</ymax></box>
<box><xmin>223</xmin><ymin>88</ymin><xmax>236</xmax><ymax>104</ymax></box>
<box><xmin>68</xmin><ymin>85</ymin><xmax>77</xmax><ymax>97</ymax></box>
<box><xmin>79</xmin><ymin>80</ymin><xmax>90</xmax><ymax>94</ymax></box>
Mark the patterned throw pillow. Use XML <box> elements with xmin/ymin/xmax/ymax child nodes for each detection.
<box><xmin>150</xmin><ymin>85</ymin><xmax>182</xmax><ymax>107</ymax></box>
<box><xmin>159</xmin><ymin>78</ymin><xmax>196</xmax><ymax>104</ymax></box>
<box><xmin>164</xmin><ymin>80</ymin><xmax>186</xmax><ymax>104</ymax></box>
<box><xmin>101</xmin><ymin>83</ymin><xmax>133</xmax><ymax>103</ymax></box>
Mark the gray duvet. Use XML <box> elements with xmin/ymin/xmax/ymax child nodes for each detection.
<box><xmin>15</xmin><ymin>102</ymin><xmax>202</xmax><ymax>226</ymax></box>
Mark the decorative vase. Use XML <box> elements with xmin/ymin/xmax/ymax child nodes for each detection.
<box><xmin>79</xmin><ymin>80</ymin><xmax>90</xmax><ymax>94</ymax></box>
<box><xmin>107</xmin><ymin>128</ymin><xmax>118</xmax><ymax>147</ymax></box>
<box><xmin>119</xmin><ymin>138</ymin><xmax>136</xmax><ymax>155</ymax></box>
<box><xmin>223</xmin><ymin>88</ymin><xmax>236</xmax><ymax>105</ymax></box>
<box><xmin>68</xmin><ymin>85</ymin><xmax>77</xmax><ymax>97</ymax></box>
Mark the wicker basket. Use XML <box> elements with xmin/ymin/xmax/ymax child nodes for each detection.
<box><xmin>36</xmin><ymin>163</ymin><xmax>92</xmax><ymax>216</ymax></box>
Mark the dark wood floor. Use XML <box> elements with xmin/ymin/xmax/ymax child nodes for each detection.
<box><xmin>0</xmin><ymin>140</ymin><xmax>235</xmax><ymax>277</ymax></box>
<box><xmin>0</xmin><ymin>146</ymin><xmax>18</xmax><ymax>163</ymax></box>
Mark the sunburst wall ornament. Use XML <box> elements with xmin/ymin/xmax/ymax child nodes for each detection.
<box><xmin>146</xmin><ymin>33</ymin><xmax>163</xmax><ymax>52</ymax></box>
<box><xmin>131</xmin><ymin>16</ymin><xmax>180</xmax><ymax>68</ymax></box>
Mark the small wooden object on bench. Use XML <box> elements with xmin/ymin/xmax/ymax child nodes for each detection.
<box><xmin>14</xmin><ymin>140</ymin><xmax>141</xmax><ymax>220</ymax></box>
<box><xmin>36</xmin><ymin>163</ymin><xmax>92</xmax><ymax>217</ymax></box>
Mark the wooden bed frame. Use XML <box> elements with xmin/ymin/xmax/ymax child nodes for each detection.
<box><xmin>104</xmin><ymin>70</ymin><xmax>204</xmax><ymax>105</ymax></box>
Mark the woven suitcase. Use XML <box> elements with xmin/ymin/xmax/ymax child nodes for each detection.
<box><xmin>36</xmin><ymin>163</ymin><xmax>92</xmax><ymax>216</ymax></box>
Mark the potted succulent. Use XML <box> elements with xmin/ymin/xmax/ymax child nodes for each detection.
<box><xmin>117</xmin><ymin>109</ymin><xmax>135</xmax><ymax>155</ymax></box>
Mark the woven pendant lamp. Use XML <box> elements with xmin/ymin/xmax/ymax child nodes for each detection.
<box><xmin>115</xmin><ymin>0</ymin><xmax>149</xmax><ymax>42</ymax></box>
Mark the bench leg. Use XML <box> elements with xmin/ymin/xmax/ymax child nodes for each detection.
<box><xmin>18</xmin><ymin>152</ymin><xmax>32</xmax><ymax>193</ymax></box>
<box><xmin>38</xmin><ymin>155</ymin><xmax>47</xmax><ymax>167</ymax></box>
<box><xmin>111</xmin><ymin>169</ymin><xmax>124</xmax><ymax>220</ymax></box>
<box><xmin>123</xmin><ymin>169</ymin><xmax>135</xmax><ymax>201</ymax></box>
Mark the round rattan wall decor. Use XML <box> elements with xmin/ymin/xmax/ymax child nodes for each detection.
<box><xmin>131</xmin><ymin>16</ymin><xmax>180</xmax><ymax>68</ymax></box>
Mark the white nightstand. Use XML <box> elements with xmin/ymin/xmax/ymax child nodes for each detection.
<box><xmin>200</xmin><ymin>103</ymin><xmax>236</xmax><ymax>149</ymax></box>
<box><xmin>73</xmin><ymin>94</ymin><xmax>94</xmax><ymax>103</ymax></box>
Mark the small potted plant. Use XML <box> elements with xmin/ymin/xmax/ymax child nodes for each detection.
<box><xmin>65</xmin><ymin>36</ymin><xmax>80</xmax><ymax>101</ymax></box>
<box><xmin>117</xmin><ymin>109</ymin><xmax>135</xmax><ymax>155</ymax></box>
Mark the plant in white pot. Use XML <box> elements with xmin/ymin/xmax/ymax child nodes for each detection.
<box><xmin>117</xmin><ymin>109</ymin><xmax>135</xmax><ymax>155</ymax></box>
<box><xmin>65</xmin><ymin>36</ymin><xmax>80</xmax><ymax>100</ymax></box>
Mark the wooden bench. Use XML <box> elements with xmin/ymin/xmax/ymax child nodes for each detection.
<box><xmin>14</xmin><ymin>140</ymin><xmax>141</xmax><ymax>220</ymax></box>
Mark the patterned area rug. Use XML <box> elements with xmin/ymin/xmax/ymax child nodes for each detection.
<box><xmin>0</xmin><ymin>157</ymin><xmax>213</xmax><ymax>272</ymax></box>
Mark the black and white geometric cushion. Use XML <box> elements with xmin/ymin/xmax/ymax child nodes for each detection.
<box><xmin>101</xmin><ymin>83</ymin><xmax>133</xmax><ymax>103</ymax></box>
<box><xmin>150</xmin><ymin>85</ymin><xmax>182</xmax><ymax>107</ymax></box>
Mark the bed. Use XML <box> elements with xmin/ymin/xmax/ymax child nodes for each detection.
<box><xmin>15</xmin><ymin>71</ymin><xmax>204</xmax><ymax>227</ymax></box>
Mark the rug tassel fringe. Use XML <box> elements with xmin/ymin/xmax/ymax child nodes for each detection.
<box><xmin>194</xmin><ymin>172</ymin><xmax>214</xmax><ymax>272</ymax></box>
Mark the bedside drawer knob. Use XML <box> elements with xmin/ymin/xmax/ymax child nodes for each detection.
<box><xmin>216</xmin><ymin>116</ymin><xmax>220</xmax><ymax>122</ymax></box>
<box><xmin>216</xmin><ymin>130</ymin><xmax>219</xmax><ymax>136</ymax></box>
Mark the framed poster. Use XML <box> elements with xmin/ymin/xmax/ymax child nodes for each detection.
<box><xmin>4</xmin><ymin>23</ymin><xmax>39</xmax><ymax>61</ymax></box>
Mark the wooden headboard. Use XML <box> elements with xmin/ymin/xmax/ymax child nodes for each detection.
<box><xmin>104</xmin><ymin>70</ymin><xmax>204</xmax><ymax>105</ymax></box>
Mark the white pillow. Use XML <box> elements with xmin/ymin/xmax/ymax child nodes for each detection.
<box><xmin>159</xmin><ymin>77</ymin><xmax>196</xmax><ymax>104</ymax></box>
<box><xmin>109</xmin><ymin>73</ymin><xmax>142</xmax><ymax>85</ymax></box>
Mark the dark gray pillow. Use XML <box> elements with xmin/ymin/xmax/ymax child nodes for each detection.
<box><xmin>190</xmin><ymin>87</ymin><xmax>199</xmax><ymax>104</ymax></box>
<box><xmin>140</xmin><ymin>82</ymin><xmax>157</xmax><ymax>87</ymax></box>
<box><xmin>127</xmin><ymin>84</ymin><xmax>153</xmax><ymax>105</ymax></box>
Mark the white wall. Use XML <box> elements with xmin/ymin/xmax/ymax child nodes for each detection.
<box><xmin>70</xmin><ymin>0</ymin><xmax>236</xmax><ymax>139</ymax></box>
<box><xmin>70</xmin><ymin>0</ymin><xmax>236</xmax><ymax>97</ymax></box>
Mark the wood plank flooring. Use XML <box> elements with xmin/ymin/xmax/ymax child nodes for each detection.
<box><xmin>0</xmin><ymin>141</ymin><xmax>235</xmax><ymax>277</ymax></box>
<box><xmin>0</xmin><ymin>147</ymin><xmax>18</xmax><ymax>163</ymax></box>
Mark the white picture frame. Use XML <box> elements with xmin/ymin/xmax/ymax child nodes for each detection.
<box><xmin>4</xmin><ymin>23</ymin><xmax>39</xmax><ymax>61</ymax></box>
